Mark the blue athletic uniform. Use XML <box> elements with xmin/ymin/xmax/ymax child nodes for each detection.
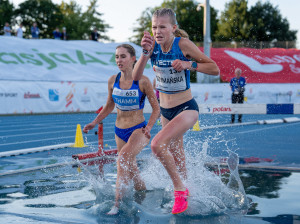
<box><xmin>112</xmin><ymin>72</ymin><xmax>147</xmax><ymax>142</ymax></box>
<box><xmin>151</xmin><ymin>37</ymin><xmax>190</xmax><ymax>94</ymax></box>
<box><xmin>230</xmin><ymin>77</ymin><xmax>246</xmax><ymax>94</ymax></box>
<box><xmin>230</xmin><ymin>76</ymin><xmax>246</xmax><ymax>123</ymax></box>
<box><xmin>150</xmin><ymin>37</ymin><xmax>198</xmax><ymax>121</ymax></box>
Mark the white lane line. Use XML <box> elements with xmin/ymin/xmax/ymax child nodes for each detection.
<box><xmin>1</xmin><ymin>130</ymin><xmax>115</xmax><ymax>138</ymax></box>
<box><xmin>0</xmin><ymin>124</ymin><xmax>78</xmax><ymax>133</ymax></box>
<box><xmin>0</xmin><ymin>121</ymin><xmax>116</xmax><ymax>131</ymax></box>
<box><xmin>0</xmin><ymin>123</ymin><xmax>116</xmax><ymax>134</ymax></box>
<box><xmin>0</xmin><ymin>132</ymin><xmax>117</xmax><ymax>146</ymax></box>
<box><xmin>2</xmin><ymin>130</ymin><xmax>77</xmax><ymax>138</ymax></box>
<box><xmin>238</xmin><ymin>122</ymin><xmax>300</xmax><ymax>134</ymax></box>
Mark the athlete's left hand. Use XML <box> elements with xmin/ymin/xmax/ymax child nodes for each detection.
<box><xmin>142</xmin><ymin>126</ymin><xmax>151</xmax><ymax>139</ymax></box>
<box><xmin>172</xmin><ymin>59</ymin><xmax>190</xmax><ymax>72</ymax></box>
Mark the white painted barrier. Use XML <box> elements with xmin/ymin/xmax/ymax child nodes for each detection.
<box><xmin>0</xmin><ymin>143</ymin><xmax>73</xmax><ymax>158</ymax></box>
<box><xmin>283</xmin><ymin>117</ymin><xmax>300</xmax><ymax>123</ymax></box>
<box><xmin>263</xmin><ymin>119</ymin><xmax>284</xmax><ymax>124</ymax></box>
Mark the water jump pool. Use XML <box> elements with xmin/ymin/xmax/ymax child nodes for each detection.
<box><xmin>0</xmin><ymin>113</ymin><xmax>300</xmax><ymax>223</ymax></box>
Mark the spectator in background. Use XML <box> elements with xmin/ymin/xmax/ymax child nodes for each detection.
<box><xmin>230</xmin><ymin>68</ymin><xmax>246</xmax><ymax>123</ymax></box>
<box><xmin>90</xmin><ymin>27</ymin><xmax>100</xmax><ymax>41</ymax></box>
<box><xmin>3</xmin><ymin>22</ymin><xmax>12</xmax><ymax>36</ymax></box>
<box><xmin>16</xmin><ymin>23</ymin><xmax>23</xmax><ymax>38</ymax></box>
<box><xmin>31</xmin><ymin>22</ymin><xmax>39</xmax><ymax>39</ymax></box>
<box><xmin>53</xmin><ymin>27</ymin><xmax>61</xmax><ymax>40</ymax></box>
<box><xmin>61</xmin><ymin>27</ymin><xmax>67</xmax><ymax>40</ymax></box>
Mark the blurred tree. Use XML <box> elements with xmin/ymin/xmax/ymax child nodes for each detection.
<box><xmin>0</xmin><ymin>0</ymin><xmax>14</xmax><ymax>33</ymax></box>
<box><xmin>215</xmin><ymin>0</ymin><xmax>251</xmax><ymax>41</ymax></box>
<box><xmin>248</xmin><ymin>1</ymin><xmax>297</xmax><ymax>41</ymax></box>
<box><xmin>130</xmin><ymin>0</ymin><xmax>218</xmax><ymax>45</ymax></box>
<box><xmin>14</xmin><ymin>0</ymin><xmax>64</xmax><ymax>39</ymax></box>
<box><xmin>59</xmin><ymin>0</ymin><xmax>110</xmax><ymax>40</ymax></box>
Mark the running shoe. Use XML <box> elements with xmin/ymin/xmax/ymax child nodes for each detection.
<box><xmin>172</xmin><ymin>188</ymin><xmax>189</xmax><ymax>214</ymax></box>
<box><xmin>107</xmin><ymin>205</ymin><xmax>119</xmax><ymax>215</ymax></box>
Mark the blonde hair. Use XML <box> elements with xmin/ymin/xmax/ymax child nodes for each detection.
<box><xmin>153</xmin><ymin>8</ymin><xmax>189</xmax><ymax>38</ymax></box>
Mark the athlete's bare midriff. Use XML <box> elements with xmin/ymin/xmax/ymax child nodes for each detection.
<box><xmin>159</xmin><ymin>88</ymin><xmax>193</xmax><ymax>108</ymax></box>
<box><xmin>115</xmin><ymin>109</ymin><xmax>145</xmax><ymax>129</ymax></box>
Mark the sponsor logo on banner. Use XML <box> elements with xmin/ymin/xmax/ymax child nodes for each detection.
<box><xmin>212</xmin><ymin>106</ymin><xmax>232</xmax><ymax>113</ymax></box>
<box><xmin>211</xmin><ymin>91</ymin><xmax>223</xmax><ymax>99</ymax></box>
<box><xmin>0</xmin><ymin>92</ymin><xmax>18</xmax><ymax>97</ymax></box>
<box><xmin>81</xmin><ymin>87</ymin><xmax>91</xmax><ymax>103</ymax></box>
<box><xmin>49</xmin><ymin>89</ymin><xmax>59</xmax><ymax>101</ymax></box>
<box><xmin>204</xmin><ymin>92</ymin><xmax>209</xmax><ymax>102</ymax></box>
<box><xmin>81</xmin><ymin>96</ymin><xmax>91</xmax><ymax>103</ymax></box>
<box><xmin>24</xmin><ymin>92</ymin><xmax>41</xmax><ymax>99</ymax></box>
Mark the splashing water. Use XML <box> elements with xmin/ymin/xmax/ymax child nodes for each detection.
<box><xmin>78</xmin><ymin>132</ymin><xmax>249</xmax><ymax>218</ymax></box>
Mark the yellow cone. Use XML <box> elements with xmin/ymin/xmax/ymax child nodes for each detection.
<box><xmin>192</xmin><ymin>120</ymin><xmax>201</xmax><ymax>131</ymax></box>
<box><xmin>73</xmin><ymin>124</ymin><xmax>85</xmax><ymax>147</ymax></box>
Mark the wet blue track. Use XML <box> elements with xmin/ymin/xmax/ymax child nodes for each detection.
<box><xmin>0</xmin><ymin>113</ymin><xmax>300</xmax><ymax>224</ymax></box>
<box><xmin>1</xmin><ymin>113</ymin><xmax>300</xmax><ymax>166</ymax></box>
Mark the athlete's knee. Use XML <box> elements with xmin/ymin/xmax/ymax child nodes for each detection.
<box><xmin>151</xmin><ymin>137</ymin><xmax>165</xmax><ymax>157</ymax></box>
<box><xmin>117</xmin><ymin>150</ymin><xmax>133</xmax><ymax>169</ymax></box>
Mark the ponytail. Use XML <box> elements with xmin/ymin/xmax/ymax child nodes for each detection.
<box><xmin>174</xmin><ymin>28</ymin><xmax>189</xmax><ymax>39</ymax></box>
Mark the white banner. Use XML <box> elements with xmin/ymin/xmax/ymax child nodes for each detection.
<box><xmin>1</xmin><ymin>37</ymin><xmax>300</xmax><ymax>115</ymax></box>
<box><xmin>191</xmin><ymin>83</ymin><xmax>300</xmax><ymax>104</ymax></box>
<box><xmin>1</xmin><ymin>81</ymin><xmax>300</xmax><ymax>114</ymax></box>
<box><xmin>0</xmin><ymin>37</ymin><xmax>155</xmax><ymax>82</ymax></box>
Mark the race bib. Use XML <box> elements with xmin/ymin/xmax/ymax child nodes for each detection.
<box><xmin>112</xmin><ymin>88</ymin><xmax>139</xmax><ymax>110</ymax></box>
<box><xmin>153</xmin><ymin>65</ymin><xmax>186</xmax><ymax>92</ymax></box>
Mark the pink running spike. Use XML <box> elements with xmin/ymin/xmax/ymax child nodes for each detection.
<box><xmin>172</xmin><ymin>188</ymin><xmax>189</xmax><ymax>214</ymax></box>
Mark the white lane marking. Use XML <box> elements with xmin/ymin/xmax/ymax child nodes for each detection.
<box><xmin>1</xmin><ymin>130</ymin><xmax>114</xmax><ymax>138</ymax></box>
<box><xmin>0</xmin><ymin>121</ymin><xmax>116</xmax><ymax>130</ymax></box>
<box><xmin>238</xmin><ymin>122</ymin><xmax>300</xmax><ymax>134</ymax></box>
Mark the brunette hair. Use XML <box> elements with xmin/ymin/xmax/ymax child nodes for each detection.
<box><xmin>116</xmin><ymin>44</ymin><xmax>137</xmax><ymax>67</ymax></box>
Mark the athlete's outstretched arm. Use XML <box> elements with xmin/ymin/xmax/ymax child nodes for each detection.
<box><xmin>83</xmin><ymin>75</ymin><xmax>116</xmax><ymax>133</ymax></box>
<box><xmin>179</xmin><ymin>38</ymin><xmax>220</xmax><ymax>75</ymax></box>
<box><xmin>132</xmin><ymin>31</ymin><xmax>154</xmax><ymax>81</ymax></box>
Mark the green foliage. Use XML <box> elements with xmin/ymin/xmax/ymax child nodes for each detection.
<box><xmin>130</xmin><ymin>0</ymin><xmax>218</xmax><ymax>45</ymax></box>
<box><xmin>0</xmin><ymin>0</ymin><xmax>14</xmax><ymax>32</ymax></box>
<box><xmin>59</xmin><ymin>0</ymin><xmax>111</xmax><ymax>40</ymax></box>
<box><xmin>215</xmin><ymin>0</ymin><xmax>297</xmax><ymax>42</ymax></box>
<box><xmin>248</xmin><ymin>1</ymin><xmax>297</xmax><ymax>41</ymax></box>
<box><xmin>215</xmin><ymin>0</ymin><xmax>251</xmax><ymax>41</ymax></box>
<box><xmin>6</xmin><ymin>0</ymin><xmax>109</xmax><ymax>40</ymax></box>
<box><xmin>14</xmin><ymin>0</ymin><xmax>64</xmax><ymax>39</ymax></box>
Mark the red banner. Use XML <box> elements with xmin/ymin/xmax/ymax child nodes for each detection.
<box><xmin>205</xmin><ymin>48</ymin><xmax>300</xmax><ymax>83</ymax></box>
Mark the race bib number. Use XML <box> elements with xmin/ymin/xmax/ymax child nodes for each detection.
<box><xmin>112</xmin><ymin>88</ymin><xmax>139</xmax><ymax>110</ymax></box>
<box><xmin>153</xmin><ymin>65</ymin><xmax>186</xmax><ymax>92</ymax></box>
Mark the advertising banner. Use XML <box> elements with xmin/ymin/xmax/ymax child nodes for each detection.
<box><xmin>1</xmin><ymin>81</ymin><xmax>300</xmax><ymax>114</ymax></box>
<box><xmin>0</xmin><ymin>37</ymin><xmax>155</xmax><ymax>82</ymax></box>
<box><xmin>209</xmin><ymin>47</ymin><xmax>300</xmax><ymax>83</ymax></box>
<box><xmin>1</xmin><ymin>37</ymin><xmax>300</xmax><ymax>83</ymax></box>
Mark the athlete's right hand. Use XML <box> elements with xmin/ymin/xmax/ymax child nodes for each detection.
<box><xmin>141</xmin><ymin>31</ymin><xmax>154</xmax><ymax>52</ymax></box>
<box><xmin>83</xmin><ymin>123</ymin><xmax>96</xmax><ymax>133</ymax></box>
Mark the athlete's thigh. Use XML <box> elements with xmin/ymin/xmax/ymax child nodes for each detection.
<box><xmin>115</xmin><ymin>134</ymin><xmax>126</xmax><ymax>152</ymax></box>
<box><xmin>124</xmin><ymin>129</ymin><xmax>150</xmax><ymax>156</ymax></box>
<box><xmin>155</xmin><ymin>110</ymin><xmax>198</xmax><ymax>143</ymax></box>
<box><xmin>161</xmin><ymin>114</ymin><xmax>170</xmax><ymax>128</ymax></box>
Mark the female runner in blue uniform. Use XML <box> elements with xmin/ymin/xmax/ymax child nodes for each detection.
<box><xmin>83</xmin><ymin>44</ymin><xmax>160</xmax><ymax>215</ymax></box>
<box><xmin>132</xmin><ymin>8</ymin><xmax>219</xmax><ymax>214</ymax></box>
